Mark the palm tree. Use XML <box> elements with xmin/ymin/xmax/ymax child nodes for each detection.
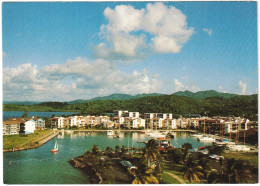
<box><xmin>183</xmin><ymin>154</ymin><xmax>204</xmax><ymax>183</ymax></box>
<box><xmin>91</xmin><ymin>144</ymin><xmax>100</xmax><ymax>156</ymax></box>
<box><xmin>206</xmin><ymin>169</ymin><xmax>223</xmax><ymax>184</ymax></box>
<box><xmin>183</xmin><ymin>165</ymin><xmax>204</xmax><ymax>183</ymax></box>
<box><xmin>115</xmin><ymin>145</ymin><xmax>120</xmax><ymax>153</ymax></box>
<box><xmin>226</xmin><ymin>158</ymin><xmax>252</xmax><ymax>183</ymax></box>
<box><xmin>131</xmin><ymin>161</ymin><xmax>159</xmax><ymax>184</ymax></box>
<box><xmin>143</xmin><ymin>139</ymin><xmax>160</xmax><ymax>168</ymax></box>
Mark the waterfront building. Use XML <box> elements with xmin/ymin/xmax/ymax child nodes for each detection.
<box><xmin>144</xmin><ymin>113</ymin><xmax>173</xmax><ymax>129</ymax></box>
<box><xmin>198</xmin><ymin>117</ymin><xmax>249</xmax><ymax>134</ymax></box>
<box><xmin>170</xmin><ymin>119</ymin><xmax>178</xmax><ymax>129</ymax></box>
<box><xmin>123</xmin><ymin>118</ymin><xmax>145</xmax><ymax>128</ymax></box>
<box><xmin>3</xmin><ymin>120</ymin><xmax>22</xmax><ymax>135</ymax></box>
<box><xmin>51</xmin><ymin>117</ymin><xmax>65</xmax><ymax>128</ymax></box>
<box><xmin>34</xmin><ymin>118</ymin><xmax>45</xmax><ymax>130</ymax></box>
<box><xmin>4</xmin><ymin>117</ymin><xmax>36</xmax><ymax>135</ymax></box>
<box><xmin>24</xmin><ymin>119</ymin><xmax>36</xmax><ymax>134</ymax></box>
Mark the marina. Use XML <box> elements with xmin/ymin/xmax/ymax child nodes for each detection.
<box><xmin>4</xmin><ymin>131</ymin><xmax>211</xmax><ymax>184</ymax></box>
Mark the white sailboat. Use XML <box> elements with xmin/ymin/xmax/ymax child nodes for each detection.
<box><xmin>51</xmin><ymin>141</ymin><xmax>58</xmax><ymax>153</ymax></box>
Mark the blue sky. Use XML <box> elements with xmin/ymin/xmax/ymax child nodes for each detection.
<box><xmin>2</xmin><ymin>2</ymin><xmax>258</xmax><ymax>101</ymax></box>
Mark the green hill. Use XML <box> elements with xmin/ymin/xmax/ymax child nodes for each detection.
<box><xmin>67</xmin><ymin>93</ymin><xmax>165</xmax><ymax>104</ymax></box>
<box><xmin>173</xmin><ymin>90</ymin><xmax>238</xmax><ymax>99</ymax></box>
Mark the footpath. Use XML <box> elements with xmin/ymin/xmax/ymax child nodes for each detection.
<box><xmin>164</xmin><ymin>171</ymin><xmax>186</xmax><ymax>184</ymax></box>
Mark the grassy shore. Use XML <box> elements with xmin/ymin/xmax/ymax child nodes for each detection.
<box><xmin>3</xmin><ymin>130</ymin><xmax>57</xmax><ymax>151</ymax></box>
<box><xmin>223</xmin><ymin>152</ymin><xmax>258</xmax><ymax>167</ymax></box>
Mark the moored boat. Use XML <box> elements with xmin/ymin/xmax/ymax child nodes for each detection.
<box><xmin>197</xmin><ymin>135</ymin><xmax>215</xmax><ymax>142</ymax></box>
<box><xmin>107</xmin><ymin>130</ymin><xmax>114</xmax><ymax>136</ymax></box>
<box><xmin>158</xmin><ymin>137</ymin><xmax>174</xmax><ymax>151</ymax></box>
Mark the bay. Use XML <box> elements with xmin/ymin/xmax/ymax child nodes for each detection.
<box><xmin>3</xmin><ymin>111</ymin><xmax>79</xmax><ymax>121</ymax></box>
<box><xmin>3</xmin><ymin>131</ymin><xmax>211</xmax><ymax>184</ymax></box>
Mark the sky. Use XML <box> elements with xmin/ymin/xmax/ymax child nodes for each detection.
<box><xmin>2</xmin><ymin>2</ymin><xmax>258</xmax><ymax>102</ymax></box>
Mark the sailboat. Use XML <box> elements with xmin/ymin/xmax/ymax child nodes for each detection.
<box><xmin>51</xmin><ymin>141</ymin><xmax>58</xmax><ymax>153</ymax></box>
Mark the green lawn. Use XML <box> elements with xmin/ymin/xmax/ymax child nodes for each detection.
<box><xmin>162</xmin><ymin>173</ymin><xmax>181</xmax><ymax>184</ymax></box>
<box><xmin>3</xmin><ymin>130</ymin><xmax>54</xmax><ymax>150</ymax></box>
<box><xmin>223</xmin><ymin>152</ymin><xmax>258</xmax><ymax>168</ymax></box>
<box><xmin>161</xmin><ymin>161</ymin><xmax>186</xmax><ymax>184</ymax></box>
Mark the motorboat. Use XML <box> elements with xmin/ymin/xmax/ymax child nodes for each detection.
<box><xmin>149</xmin><ymin>131</ymin><xmax>166</xmax><ymax>138</ymax></box>
<box><xmin>197</xmin><ymin>135</ymin><xmax>216</xmax><ymax>142</ymax></box>
<box><xmin>191</xmin><ymin>133</ymin><xmax>203</xmax><ymax>138</ymax></box>
<box><xmin>107</xmin><ymin>130</ymin><xmax>114</xmax><ymax>136</ymax></box>
<box><xmin>158</xmin><ymin>137</ymin><xmax>174</xmax><ymax>151</ymax></box>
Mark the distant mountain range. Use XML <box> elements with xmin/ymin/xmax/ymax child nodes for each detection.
<box><xmin>172</xmin><ymin>90</ymin><xmax>238</xmax><ymax>100</ymax></box>
<box><xmin>3</xmin><ymin>90</ymin><xmax>241</xmax><ymax>105</ymax></box>
<box><xmin>67</xmin><ymin>93</ymin><xmax>165</xmax><ymax>104</ymax></box>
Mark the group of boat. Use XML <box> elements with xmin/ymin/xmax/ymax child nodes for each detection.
<box><xmin>141</xmin><ymin>130</ymin><xmax>175</xmax><ymax>139</ymax></box>
<box><xmin>107</xmin><ymin>130</ymin><xmax>122</xmax><ymax>138</ymax></box>
<box><xmin>191</xmin><ymin>132</ymin><xmax>254</xmax><ymax>152</ymax></box>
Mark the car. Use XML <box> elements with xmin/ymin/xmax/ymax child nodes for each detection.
<box><xmin>209</xmin><ymin>154</ymin><xmax>224</xmax><ymax>160</ymax></box>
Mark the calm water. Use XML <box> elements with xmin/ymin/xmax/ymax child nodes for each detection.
<box><xmin>3</xmin><ymin>132</ymin><xmax>211</xmax><ymax>184</ymax></box>
<box><xmin>3</xmin><ymin>111</ymin><xmax>79</xmax><ymax>121</ymax></box>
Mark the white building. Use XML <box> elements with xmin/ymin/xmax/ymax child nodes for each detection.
<box><xmin>24</xmin><ymin>119</ymin><xmax>36</xmax><ymax>134</ymax></box>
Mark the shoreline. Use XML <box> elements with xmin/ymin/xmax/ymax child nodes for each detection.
<box><xmin>71</xmin><ymin>129</ymin><xmax>196</xmax><ymax>132</ymax></box>
<box><xmin>3</xmin><ymin>131</ymin><xmax>59</xmax><ymax>153</ymax></box>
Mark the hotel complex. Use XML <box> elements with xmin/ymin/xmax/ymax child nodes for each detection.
<box><xmin>3</xmin><ymin>110</ymin><xmax>258</xmax><ymax>135</ymax></box>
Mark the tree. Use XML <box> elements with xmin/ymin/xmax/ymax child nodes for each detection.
<box><xmin>115</xmin><ymin>145</ymin><xmax>120</xmax><ymax>153</ymax></box>
<box><xmin>131</xmin><ymin>160</ymin><xmax>159</xmax><ymax>184</ymax></box>
<box><xmin>143</xmin><ymin>139</ymin><xmax>160</xmax><ymax>168</ymax></box>
<box><xmin>91</xmin><ymin>144</ymin><xmax>100</xmax><ymax>156</ymax></box>
<box><xmin>183</xmin><ymin>165</ymin><xmax>204</xmax><ymax>183</ymax></box>
<box><xmin>206</xmin><ymin>169</ymin><xmax>223</xmax><ymax>184</ymax></box>
<box><xmin>183</xmin><ymin>154</ymin><xmax>204</xmax><ymax>183</ymax></box>
<box><xmin>226</xmin><ymin>158</ymin><xmax>252</xmax><ymax>183</ymax></box>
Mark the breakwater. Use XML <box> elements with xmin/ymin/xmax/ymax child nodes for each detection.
<box><xmin>3</xmin><ymin>131</ymin><xmax>59</xmax><ymax>153</ymax></box>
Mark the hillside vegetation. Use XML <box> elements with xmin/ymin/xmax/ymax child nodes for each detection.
<box><xmin>3</xmin><ymin>93</ymin><xmax>258</xmax><ymax>121</ymax></box>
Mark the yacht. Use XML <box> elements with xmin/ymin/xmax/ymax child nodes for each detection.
<box><xmin>191</xmin><ymin>133</ymin><xmax>203</xmax><ymax>138</ymax></box>
<box><xmin>107</xmin><ymin>130</ymin><xmax>114</xmax><ymax>136</ymax></box>
<box><xmin>197</xmin><ymin>135</ymin><xmax>216</xmax><ymax>142</ymax></box>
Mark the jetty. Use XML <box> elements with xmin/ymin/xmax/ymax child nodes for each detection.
<box><xmin>3</xmin><ymin>130</ymin><xmax>59</xmax><ymax>152</ymax></box>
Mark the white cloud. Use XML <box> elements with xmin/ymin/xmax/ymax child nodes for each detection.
<box><xmin>173</xmin><ymin>78</ymin><xmax>200</xmax><ymax>92</ymax></box>
<box><xmin>239</xmin><ymin>80</ymin><xmax>247</xmax><ymax>94</ymax></box>
<box><xmin>203</xmin><ymin>28</ymin><xmax>212</xmax><ymax>36</ymax></box>
<box><xmin>174</xmin><ymin>79</ymin><xmax>186</xmax><ymax>91</ymax></box>
<box><xmin>3</xmin><ymin>58</ymin><xmax>162</xmax><ymax>101</ymax></box>
<box><xmin>94</xmin><ymin>2</ymin><xmax>194</xmax><ymax>60</ymax></box>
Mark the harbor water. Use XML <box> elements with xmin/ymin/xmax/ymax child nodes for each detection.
<box><xmin>4</xmin><ymin>131</ymin><xmax>211</xmax><ymax>184</ymax></box>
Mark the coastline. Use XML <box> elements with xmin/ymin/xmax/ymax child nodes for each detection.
<box><xmin>72</xmin><ymin>129</ymin><xmax>196</xmax><ymax>132</ymax></box>
<box><xmin>3</xmin><ymin>131</ymin><xmax>59</xmax><ymax>153</ymax></box>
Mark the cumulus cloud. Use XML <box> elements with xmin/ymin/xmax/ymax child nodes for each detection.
<box><xmin>239</xmin><ymin>80</ymin><xmax>247</xmax><ymax>94</ymax></box>
<box><xmin>174</xmin><ymin>79</ymin><xmax>186</xmax><ymax>91</ymax></box>
<box><xmin>3</xmin><ymin>58</ymin><xmax>162</xmax><ymax>101</ymax></box>
<box><xmin>93</xmin><ymin>2</ymin><xmax>194</xmax><ymax>60</ymax></box>
<box><xmin>173</xmin><ymin>78</ymin><xmax>200</xmax><ymax>92</ymax></box>
<box><xmin>203</xmin><ymin>28</ymin><xmax>212</xmax><ymax>36</ymax></box>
